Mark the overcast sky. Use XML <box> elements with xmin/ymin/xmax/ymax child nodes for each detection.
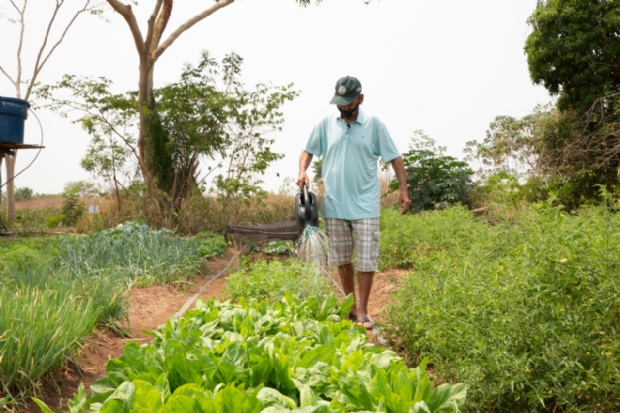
<box><xmin>0</xmin><ymin>0</ymin><xmax>552</xmax><ymax>195</ymax></box>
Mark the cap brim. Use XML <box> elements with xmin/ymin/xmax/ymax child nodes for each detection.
<box><xmin>329</xmin><ymin>95</ymin><xmax>354</xmax><ymax>105</ymax></box>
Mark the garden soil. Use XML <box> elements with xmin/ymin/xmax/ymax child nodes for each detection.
<box><xmin>20</xmin><ymin>254</ymin><xmax>407</xmax><ymax>413</ymax></box>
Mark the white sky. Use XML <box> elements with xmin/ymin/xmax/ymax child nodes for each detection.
<box><xmin>0</xmin><ymin>0</ymin><xmax>551</xmax><ymax>195</ymax></box>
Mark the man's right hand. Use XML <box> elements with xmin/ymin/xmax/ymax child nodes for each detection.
<box><xmin>297</xmin><ymin>151</ymin><xmax>314</xmax><ymax>189</ymax></box>
<box><xmin>297</xmin><ymin>173</ymin><xmax>310</xmax><ymax>190</ymax></box>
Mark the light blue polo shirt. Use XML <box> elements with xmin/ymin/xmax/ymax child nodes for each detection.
<box><xmin>305</xmin><ymin>109</ymin><xmax>401</xmax><ymax>220</ymax></box>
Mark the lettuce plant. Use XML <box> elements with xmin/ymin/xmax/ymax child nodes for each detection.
<box><xmin>34</xmin><ymin>294</ymin><xmax>466</xmax><ymax>412</ymax></box>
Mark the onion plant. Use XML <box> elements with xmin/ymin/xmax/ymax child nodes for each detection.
<box><xmin>0</xmin><ymin>285</ymin><xmax>99</xmax><ymax>402</ymax></box>
<box><xmin>55</xmin><ymin>225</ymin><xmax>206</xmax><ymax>286</ymax></box>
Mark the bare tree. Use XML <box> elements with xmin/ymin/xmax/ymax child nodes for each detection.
<box><xmin>0</xmin><ymin>0</ymin><xmax>104</xmax><ymax>219</ymax></box>
<box><xmin>104</xmin><ymin>0</ymin><xmax>321</xmax><ymax>187</ymax></box>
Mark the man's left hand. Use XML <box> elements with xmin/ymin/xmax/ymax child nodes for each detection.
<box><xmin>398</xmin><ymin>190</ymin><xmax>411</xmax><ymax>215</ymax></box>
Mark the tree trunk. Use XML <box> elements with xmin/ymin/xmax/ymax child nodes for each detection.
<box><xmin>137</xmin><ymin>54</ymin><xmax>155</xmax><ymax>185</ymax></box>
<box><xmin>5</xmin><ymin>154</ymin><xmax>16</xmax><ymax>220</ymax></box>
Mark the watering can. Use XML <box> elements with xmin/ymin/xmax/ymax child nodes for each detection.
<box><xmin>295</xmin><ymin>185</ymin><xmax>319</xmax><ymax>236</ymax></box>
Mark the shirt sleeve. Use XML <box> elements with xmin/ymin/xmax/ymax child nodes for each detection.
<box><xmin>305</xmin><ymin>119</ymin><xmax>325</xmax><ymax>157</ymax></box>
<box><xmin>372</xmin><ymin>118</ymin><xmax>401</xmax><ymax>163</ymax></box>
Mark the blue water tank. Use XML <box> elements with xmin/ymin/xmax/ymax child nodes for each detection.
<box><xmin>0</xmin><ymin>97</ymin><xmax>30</xmax><ymax>144</ymax></box>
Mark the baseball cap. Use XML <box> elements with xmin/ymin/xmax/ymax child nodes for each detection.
<box><xmin>329</xmin><ymin>76</ymin><xmax>362</xmax><ymax>105</ymax></box>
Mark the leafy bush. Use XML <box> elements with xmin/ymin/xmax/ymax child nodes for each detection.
<box><xmin>225</xmin><ymin>258</ymin><xmax>332</xmax><ymax>302</ymax></box>
<box><xmin>61</xmin><ymin>194</ymin><xmax>85</xmax><ymax>227</ymax></box>
<box><xmin>520</xmin><ymin>175</ymin><xmax>549</xmax><ymax>203</ymax></box>
<box><xmin>14</xmin><ymin>186</ymin><xmax>33</xmax><ymax>201</ymax></box>
<box><xmin>34</xmin><ymin>295</ymin><xmax>467</xmax><ymax>413</ymax></box>
<box><xmin>381</xmin><ymin>205</ymin><xmax>620</xmax><ymax>412</ymax></box>
<box><xmin>391</xmin><ymin>148</ymin><xmax>474</xmax><ymax>212</ymax></box>
<box><xmin>473</xmin><ymin>170</ymin><xmax>523</xmax><ymax>207</ymax></box>
<box><xmin>46</xmin><ymin>213</ymin><xmax>64</xmax><ymax>229</ymax></box>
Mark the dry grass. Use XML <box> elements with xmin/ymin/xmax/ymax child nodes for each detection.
<box><xmin>15</xmin><ymin>197</ymin><xmax>96</xmax><ymax>210</ymax></box>
<box><xmin>380</xmin><ymin>168</ymin><xmax>400</xmax><ymax>209</ymax></box>
<box><xmin>8</xmin><ymin>179</ymin><xmax>401</xmax><ymax>235</ymax></box>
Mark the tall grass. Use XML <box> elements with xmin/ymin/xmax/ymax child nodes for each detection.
<box><xmin>380</xmin><ymin>205</ymin><xmax>620</xmax><ymax>412</ymax></box>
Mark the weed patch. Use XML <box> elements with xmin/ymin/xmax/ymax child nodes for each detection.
<box><xmin>381</xmin><ymin>206</ymin><xmax>620</xmax><ymax>412</ymax></box>
<box><xmin>225</xmin><ymin>258</ymin><xmax>332</xmax><ymax>302</ymax></box>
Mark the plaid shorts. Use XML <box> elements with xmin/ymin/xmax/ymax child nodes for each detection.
<box><xmin>325</xmin><ymin>217</ymin><xmax>380</xmax><ymax>272</ymax></box>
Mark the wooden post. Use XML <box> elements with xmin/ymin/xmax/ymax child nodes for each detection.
<box><xmin>231</xmin><ymin>233</ymin><xmax>242</xmax><ymax>272</ymax></box>
<box><xmin>0</xmin><ymin>151</ymin><xmax>6</xmax><ymax>232</ymax></box>
<box><xmin>0</xmin><ymin>151</ymin><xmax>3</xmax><ymax>207</ymax></box>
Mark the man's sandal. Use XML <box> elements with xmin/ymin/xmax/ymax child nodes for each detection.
<box><xmin>347</xmin><ymin>312</ymin><xmax>357</xmax><ymax>322</ymax></box>
<box><xmin>357</xmin><ymin>316</ymin><xmax>375</xmax><ymax>331</ymax></box>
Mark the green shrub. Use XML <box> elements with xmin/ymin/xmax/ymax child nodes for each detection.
<box><xmin>61</xmin><ymin>195</ymin><xmax>85</xmax><ymax>227</ymax></box>
<box><xmin>391</xmin><ymin>148</ymin><xmax>474</xmax><ymax>212</ymax></box>
<box><xmin>380</xmin><ymin>205</ymin><xmax>620</xmax><ymax>412</ymax></box>
<box><xmin>46</xmin><ymin>213</ymin><xmax>64</xmax><ymax>229</ymax></box>
<box><xmin>521</xmin><ymin>175</ymin><xmax>549</xmax><ymax>203</ymax></box>
<box><xmin>1</xmin><ymin>206</ymin><xmax>63</xmax><ymax>232</ymax></box>
<box><xmin>473</xmin><ymin>170</ymin><xmax>523</xmax><ymax>208</ymax></box>
<box><xmin>225</xmin><ymin>258</ymin><xmax>332</xmax><ymax>302</ymax></box>
<box><xmin>14</xmin><ymin>186</ymin><xmax>33</xmax><ymax>201</ymax></box>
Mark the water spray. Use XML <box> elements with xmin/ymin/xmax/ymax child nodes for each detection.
<box><xmin>295</xmin><ymin>185</ymin><xmax>345</xmax><ymax>297</ymax></box>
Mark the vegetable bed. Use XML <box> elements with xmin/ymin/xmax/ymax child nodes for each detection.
<box><xmin>35</xmin><ymin>294</ymin><xmax>466</xmax><ymax>413</ymax></box>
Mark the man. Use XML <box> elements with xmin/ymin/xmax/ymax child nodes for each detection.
<box><xmin>297</xmin><ymin>76</ymin><xmax>410</xmax><ymax>330</ymax></box>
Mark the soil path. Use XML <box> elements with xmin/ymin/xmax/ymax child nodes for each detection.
<box><xmin>21</xmin><ymin>254</ymin><xmax>406</xmax><ymax>413</ymax></box>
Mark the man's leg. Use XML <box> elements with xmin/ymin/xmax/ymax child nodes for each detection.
<box><xmin>356</xmin><ymin>271</ymin><xmax>374</xmax><ymax>329</ymax></box>
<box><xmin>338</xmin><ymin>263</ymin><xmax>357</xmax><ymax>316</ymax></box>
<box><xmin>350</xmin><ymin>217</ymin><xmax>380</xmax><ymax>330</ymax></box>
<box><xmin>326</xmin><ymin>218</ymin><xmax>356</xmax><ymax>318</ymax></box>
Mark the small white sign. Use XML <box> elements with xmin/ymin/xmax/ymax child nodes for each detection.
<box><xmin>88</xmin><ymin>205</ymin><xmax>99</xmax><ymax>214</ymax></box>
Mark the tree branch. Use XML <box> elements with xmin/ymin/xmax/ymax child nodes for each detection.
<box><xmin>9</xmin><ymin>0</ymin><xmax>27</xmax><ymax>97</ymax></box>
<box><xmin>152</xmin><ymin>0</ymin><xmax>235</xmax><ymax>61</ymax></box>
<box><xmin>26</xmin><ymin>1</ymin><xmax>106</xmax><ymax>100</ymax></box>
<box><xmin>0</xmin><ymin>65</ymin><xmax>17</xmax><ymax>87</ymax></box>
<box><xmin>106</xmin><ymin>0</ymin><xmax>145</xmax><ymax>59</ymax></box>
<box><xmin>24</xmin><ymin>0</ymin><xmax>61</xmax><ymax>99</ymax></box>
<box><xmin>150</xmin><ymin>0</ymin><xmax>172</xmax><ymax>54</ymax></box>
<box><xmin>144</xmin><ymin>0</ymin><xmax>163</xmax><ymax>50</ymax></box>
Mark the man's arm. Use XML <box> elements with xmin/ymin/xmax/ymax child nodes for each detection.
<box><xmin>297</xmin><ymin>151</ymin><xmax>314</xmax><ymax>189</ymax></box>
<box><xmin>390</xmin><ymin>156</ymin><xmax>411</xmax><ymax>215</ymax></box>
